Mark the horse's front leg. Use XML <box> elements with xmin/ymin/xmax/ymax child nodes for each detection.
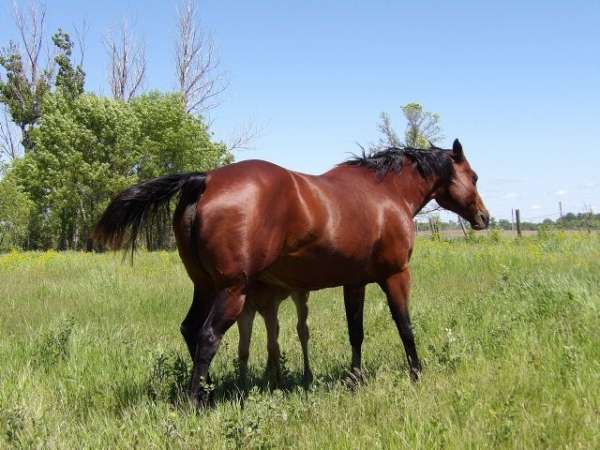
<box><xmin>343</xmin><ymin>284</ymin><xmax>365</xmax><ymax>377</ymax></box>
<box><xmin>380</xmin><ymin>269</ymin><xmax>422</xmax><ymax>381</ymax></box>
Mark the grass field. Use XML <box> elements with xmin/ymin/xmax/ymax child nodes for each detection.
<box><xmin>1</xmin><ymin>232</ymin><xmax>599</xmax><ymax>449</ymax></box>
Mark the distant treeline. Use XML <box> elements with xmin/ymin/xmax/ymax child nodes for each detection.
<box><xmin>416</xmin><ymin>212</ymin><xmax>600</xmax><ymax>233</ymax></box>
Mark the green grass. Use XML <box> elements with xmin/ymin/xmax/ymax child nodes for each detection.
<box><xmin>1</xmin><ymin>232</ymin><xmax>599</xmax><ymax>449</ymax></box>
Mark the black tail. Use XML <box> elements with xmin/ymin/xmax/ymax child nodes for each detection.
<box><xmin>94</xmin><ymin>172</ymin><xmax>206</xmax><ymax>254</ymax></box>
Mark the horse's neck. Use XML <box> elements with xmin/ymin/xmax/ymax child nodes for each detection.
<box><xmin>323</xmin><ymin>164</ymin><xmax>440</xmax><ymax>218</ymax></box>
<box><xmin>387</xmin><ymin>167</ymin><xmax>440</xmax><ymax>218</ymax></box>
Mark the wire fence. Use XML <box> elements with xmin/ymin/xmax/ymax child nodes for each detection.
<box><xmin>416</xmin><ymin>204</ymin><xmax>599</xmax><ymax>240</ymax></box>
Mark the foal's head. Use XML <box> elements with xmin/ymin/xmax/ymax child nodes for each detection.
<box><xmin>433</xmin><ymin>139</ymin><xmax>490</xmax><ymax>230</ymax></box>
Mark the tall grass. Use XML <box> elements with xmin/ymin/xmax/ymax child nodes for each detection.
<box><xmin>1</xmin><ymin>232</ymin><xmax>599</xmax><ymax>448</ymax></box>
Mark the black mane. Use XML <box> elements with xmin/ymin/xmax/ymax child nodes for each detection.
<box><xmin>343</xmin><ymin>146</ymin><xmax>454</xmax><ymax>180</ymax></box>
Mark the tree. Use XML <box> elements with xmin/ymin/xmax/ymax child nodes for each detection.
<box><xmin>105</xmin><ymin>21</ymin><xmax>146</xmax><ymax>101</ymax></box>
<box><xmin>375</xmin><ymin>103</ymin><xmax>444</xmax><ymax>149</ymax></box>
<box><xmin>0</xmin><ymin>106</ymin><xmax>19</xmax><ymax>160</ymax></box>
<box><xmin>0</xmin><ymin>3</ymin><xmax>86</xmax><ymax>155</ymax></box>
<box><xmin>0</xmin><ymin>0</ymin><xmax>51</xmax><ymax>152</ymax></box>
<box><xmin>52</xmin><ymin>29</ymin><xmax>85</xmax><ymax>100</ymax></box>
<box><xmin>0</xmin><ymin>165</ymin><xmax>32</xmax><ymax>251</ymax></box>
<box><xmin>175</xmin><ymin>0</ymin><xmax>225</xmax><ymax>113</ymax></box>
<box><xmin>402</xmin><ymin>103</ymin><xmax>443</xmax><ymax>148</ymax></box>
<box><xmin>376</xmin><ymin>111</ymin><xmax>402</xmax><ymax>148</ymax></box>
<box><xmin>373</xmin><ymin>103</ymin><xmax>445</xmax><ymax>216</ymax></box>
<box><xmin>14</xmin><ymin>92</ymin><xmax>232</xmax><ymax>250</ymax></box>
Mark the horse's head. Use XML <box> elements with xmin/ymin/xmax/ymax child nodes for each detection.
<box><xmin>434</xmin><ymin>139</ymin><xmax>490</xmax><ymax>230</ymax></box>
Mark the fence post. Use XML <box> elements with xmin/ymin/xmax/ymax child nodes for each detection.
<box><xmin>515</xmin><ymin>208</ymin><xmax>522</xmax><ymax>237</ymax></box>
<box><xmin>458</xmin><ymin>215</ymin><xmax>468</xmax><ymax>238</ymax></box>
<box><xmin>511</xmin><ymin>208</ymin><xmax>515</xmax><ymax>232</ymax></box>
<box><xmin>428</xmin><ymin>216</ymin><xmax>440</xmax><ymax>240</ymax></box>
<box><xmin>586</xmin><ymin>208</ymin><xmax>592</xmax><ymax>234</ymax></box>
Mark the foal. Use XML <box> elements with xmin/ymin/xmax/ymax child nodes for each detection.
<box><xmin>237</xmin><ymin>290</ymin><xmax>312</xmax><ymax>386</ymax></box>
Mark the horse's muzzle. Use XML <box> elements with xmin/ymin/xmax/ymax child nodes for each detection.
<box><xmin>471</xmin><ymin>210</ymin><xmax>490</xmax><ymax>230</ymax></box>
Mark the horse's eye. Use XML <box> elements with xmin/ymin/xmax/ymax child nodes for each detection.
<box><xmin>472</xmin><ymin>174</ymin><xmax>478</xmax><ymax>185</ymax></box>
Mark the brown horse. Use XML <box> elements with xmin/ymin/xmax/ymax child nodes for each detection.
<box><xmin>94</xmin><ymin>138</ymin><xmax>489</xmax><ymax>405</ymax></box>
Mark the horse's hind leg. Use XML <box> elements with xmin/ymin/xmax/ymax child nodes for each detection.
<box><xmin>292</xmin><ymin>291</ymin><xmax>313</xmax><ymax>385</ymax></box>
<box><xmin>181</xmin><ymin>285</ymin><xmax>213</xmax><ymax>360</ymax></box>
<box><xmin>380</xmin><ymin>269</ymin><xmax>422</xmax><ymax>381</ymax></box>
<box><xmin>237</xmin><ymin>304</ymin><xmax>256</xmax><ymax>386</ymax></box>
<box><xmin>191</xmin><ymin>284</ymin><xmax>246</xmax><ymax>406</ymax></box>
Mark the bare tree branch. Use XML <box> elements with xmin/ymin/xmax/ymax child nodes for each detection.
<box><xmin>12</xmin><ymin>0</ymin><xmax>47</xmax><ymax>86</ymax></box>
<box><xmin>4</xmin><ymin>0</ymin><xmax>52</xmax><ymax>151</ymax></box>
<box><xmin>105</xmin><ymin>20</ymin><xmax>146</xmax><ymax>101</ymax></box>
<box><xmin>377</xmin><ymin>111</ymin><xmax>402</xmax><ymax>148</ymax></box>
<box><xmin>225</xmin><ymin>121</ymin><xmax>263</xmax><ymax>152</ymax></box>
<box><xmin>73</xmin><ymin>19</ymin><xmax>89</xmax><ymax>67</ymax></box>
<box><xmin>175</xmin><ymin>0</ymin><xmax>226</xmax><ymax>114</ymax></box>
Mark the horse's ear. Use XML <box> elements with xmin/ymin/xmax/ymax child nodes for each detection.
<box><xmin>451</xmin><ymin>138</ymin><xmax>464</xmax><ymax>161</ymax></box>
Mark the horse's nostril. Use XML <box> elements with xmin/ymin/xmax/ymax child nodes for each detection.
<box><xmin>481</xmin><ymin>212</ymin><xmax>490</xmax><ymax>227</ymax></box>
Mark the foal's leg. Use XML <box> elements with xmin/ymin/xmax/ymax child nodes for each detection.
<box><xmin>237</xmin><ymin>304</ymin><xmax>256</xmax><ymax>385</ymax></box>
<box><xmin>292</xmin><ymin>291</ymin><xmax>313</xmax><ymax>385</ymax></box>
<box><xmin>380</xmin><ymin>270</ymin><xmax>422</xmax><ymax>381</ymax></box>
<box><xmin>191</xmin><ymin>285</ymin><xmax>246</xmax><ymax>406</ymax></box>
<box><xmin>261</xmin><ymin>301</ymin><xmax>282</xmax><ymax>386</ymax></box>
<box><xmin>343</xmin><ymin>285</ymin><xmax>365</xmax><ymax>376</ymax></box>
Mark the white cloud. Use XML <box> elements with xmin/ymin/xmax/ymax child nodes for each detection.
<box><xmin>503</xmin><ymin>192</ymin><xmax>518</xmax><ymax>199</ymax></box>
<box><xmin>555</xmin><ymin>189</ymin><xmax>568</xmax><ymax>196</ymax></box>
<box><xmin>531</xmin><ymin>204</ymin><xmax>542</xmax><ymax>210</ymax></box>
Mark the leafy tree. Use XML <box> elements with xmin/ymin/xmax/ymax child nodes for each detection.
<box><xmin>375</xmin><ymin>103</ymin><xmax>443</xmax><ymax>149</ymax></box>
<box><xmin>0</xmin><ymin>43</ymin><xmax>51</xmax><ymax>152</ymax></box>
<box><xmin>0</xmin><ymin>28</ymin><xmax>84</xmax><ymax>153</ymax></box>
<box><xmin>14</xmin><ymin>92</ymin><xmax>231</xmax><ymax>250</ymax></box>
<box><xmin>402</xmin><ymin>103</ymin><xmax>443</xmax><ymax>148</ymax></box>
<box><xmin>52</xmin><ymin>29</ymin><xmax>85</xmax><ymax>101</ymax></box>
<box><xmin>0</xmin><ymin>165</ymin><xmax>32</xmax><ymax>251</ymax></box>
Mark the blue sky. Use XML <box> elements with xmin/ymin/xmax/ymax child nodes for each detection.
<box><xmin>1</xmin><ymin>0</ymin><xmax>599</xmax><ymax>220</ymax></box>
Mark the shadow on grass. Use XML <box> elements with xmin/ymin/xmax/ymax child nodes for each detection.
<box><xmin>202</xmin><ymin>363</ymin><xmax>377</xmax><ymax>408</ymax></box>
<box><xmin>111</xmin><ymin>362</ymin><xmax>379</xmax><ymax>415</ymax></box>
<box><xmin>105</xmin><ymin>349</ymin><xmax>396</xmax><ymax>416</ymax></box>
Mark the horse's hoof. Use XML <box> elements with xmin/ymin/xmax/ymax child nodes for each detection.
<box><xmin>192</xmin><ymin>394</ymin><xmax>210</xmax><ymax>410</ymax></box>
<box><xmin>344</xmin><ymin>368</ymin><xmax>366</xmax><ymax>389</ymax></box>
<box><xmin>192</xmin><ymin>384</ymin><xmax>215</xmax><ymax>410</ymax></box>
<box><xmin>264</xmin><ymin>369</ymin><xmax>283</xmax><ymax>389</ymax></box>
<box><xmin>409</xmin><ymin>367</ymin><xmax>422</xmax><ymax>382</ymax></box>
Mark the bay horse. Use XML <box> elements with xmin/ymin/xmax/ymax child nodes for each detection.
<box><xmin>94</xmin><ymin>138</ymin><xmax>489</xmax><ymax>406</ymax></box>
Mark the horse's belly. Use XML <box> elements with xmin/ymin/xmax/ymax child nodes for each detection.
<box><xmin>258</xmin><ymin>251</ymin><xmax>375</xmax><ymax>291</ymax></box>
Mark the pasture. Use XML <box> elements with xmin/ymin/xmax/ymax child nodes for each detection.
<box><xmin>1</xmin><ymin>232</ymin><xmax>599</xmax><ymax>448</ymax></box>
